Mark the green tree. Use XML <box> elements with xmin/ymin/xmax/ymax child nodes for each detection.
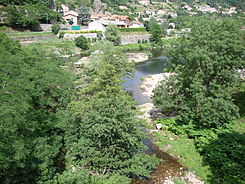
<box><xmin>105</xmin><ymin>24</ymin><xmax>122</xmax><ymax>46</ymax></box>
<box><xmin>78</xmin><ymin>4</ymin><xmax>91</xmax><ymax>25</ymax></box>
<box><xmin>66</xmin><ymin>42</ymin><xmax>159</xmax><ymax>179</ymax></box>
<box><xmin>0</xmin><ymin>33</ymin><xmax>74</xmax><ymax>184</ymax></box>
<box><xmin>153</xmin><ymin>17</ymin><xmax>245</xmax><ymax>129</ymax></box>
<box><xmin>149</xmin><ymin>21</ymin><xmax>162</xmax><ymax>43</ymax></box>
<box><xmin>75</xmin><ymin>35</ymin><xmax>89</xmax><ymax>50</ymax></box>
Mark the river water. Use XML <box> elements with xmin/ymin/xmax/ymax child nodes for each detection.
<box><xmin>122</xmin><ymin>50</ymin><xmax>168</xmax><ymax>105</ymax></box>
<box><xmin>122</xmin><ymin>50</ymin><xmax>185</xmax><ymax>184</ymax></box>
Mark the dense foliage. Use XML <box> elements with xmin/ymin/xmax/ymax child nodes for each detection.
<box><xmin>75</xmin><ymin>35</ymin><xmax>89</xmax><ymax>50</ymax></box>
<box><xmin>4</xmin><ymin>4</ymin><xmax>61</xmax><ymax>28</ymax></box>
<box><xmin>149</xmin><ymin>21</ymin><xmax>163</xmax><ymax>43</ymax></box>
<box><xmin>0</xmin><ymin>33</ymin><xmax>74</xmax><ymax>184</ymax></box>
<box><xmin>78</xmin><ymin>4</ymin><xmax>90</xmax><ymax>25</ymax></box>
<box><xmin>154</xmin><ymin>17</ymin><xmax>245</xmax><ymax>129</ymax></box>
<box><xmin>105</xmin><ymin>24</ymin><xmax>122</xmax><ymax>46</ymax></box>
<box><xmin>62</xmin><ymin>41</ymin><xmax>159</xmax><ymax>182</ymax></box>
<box><xmin>0</xmin><ymin>34</ymin><xmax>159</xmax><ymax>183</ymax></box>
<box><xmin>153</xmin><ymin>17</ymin><xmax>244</xmax><ymax>183</ymax></box>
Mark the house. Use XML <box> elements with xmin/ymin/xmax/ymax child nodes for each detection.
<box><xmin>183</xmin><ymin>5</ymin><xmax>192</xmax><ymax>11</ymax></box>
<box><xmin>139</xmin><ymin>0</ymin><xmax>150</xmax><ymax>6</ymax></box>
<box><xmin>119</xmin><ymin>6</ymin><xmax>128</xmax><ymax>10</ymax></box>
<box><xmin>197</xmin><ymin>5</ymin><xmax>217</xmax><ymax>13</ymax></box>
<box><xmin>89</xmin><ymin>20</ymin><xmax>128</xmax><ymax>32</ymax></box>
<box><xmin>129</xmin><ymin>21</ymin><xmax>144</xmax><ymax>28</ymax></box>
<box><xmin>63</xmin><ymin>10</ymin><xmax>78</xmax><ymax>25</ymax></box>
<box><xmin>110</xmin><ymin>15</ymin><xmax>130</xmax><ymax>22</ymax></box>
<box><xmin>90</xmin><ymin>14</ymin><xmax>109</xmax><ymax>21</ymax></box>
<box><xmin>157</xmin><ymin>10</ymin><xmax>166</xmax><ymax>15</ymax></box>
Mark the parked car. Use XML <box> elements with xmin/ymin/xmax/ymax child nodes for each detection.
<box><xmin>60</xmin><ymin>28</ymin><xmax>69</xmax><ymax>30</ymax></box>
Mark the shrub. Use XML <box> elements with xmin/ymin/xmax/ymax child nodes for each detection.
<box><xmin>97</xmin><ymin>32</ymin><xmax>103</xmax><ymax>40</ymax></box>
<box><xmin>59</xmin><ymin>32</ymin><xmax>65</xmax><ymax>38</ymax></box>
<box><xmin>51</xmin><ymin>24</ymin><xmax>60</xmax><ymax>34</ymax></box>
<box><xmin>75</xmin><ymin>35</ymin><xmax>89</xmax><ymax>50</ymax></box>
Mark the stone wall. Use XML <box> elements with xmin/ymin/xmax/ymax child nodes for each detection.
<box><xmin>63</xmin><ymin>33</ymin><xmax>98</xmax><ymax>40</ymax></box>
<box><xmin>34</xmin><ymin>24</ymin><xmax>70</xmax><ymax>32</ymax></box>
<box><xmin>121</xmin><ymin>34</ymin><xmax>150</xmax><ymax>45</ymax></box>
<box><xmin>64</xmin><ymin>33</ymin><xmax>150</xmax><ymax>44</ymax></box>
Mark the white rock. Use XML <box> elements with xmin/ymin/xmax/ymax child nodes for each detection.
<box><xmin>156</xmin><ymin>123</ymin><xmax>162</xmax><ymax>130</ymax></box>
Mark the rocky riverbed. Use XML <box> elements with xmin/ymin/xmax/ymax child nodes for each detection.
<box><xmin>126</xmin><ymin>52</ymin><xmax>149</xmax><ymax>63</ymax></box>
<box><xmin>137</xmin><ymin>73</ymin><xmax>204</xmax><ymax>184</ymax></box>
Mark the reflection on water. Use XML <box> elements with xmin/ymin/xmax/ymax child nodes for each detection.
<box><xmin>122</xmin><ymin>50</ymin><xmax>168</xmax><ymax>105</ymax></box>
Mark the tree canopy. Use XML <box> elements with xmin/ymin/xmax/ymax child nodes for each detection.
<box><xmin>153</xmin><ymin>17</ymin><xmax>245</xmax><ymax>129</ymax></box>
<box><xmin>0</xmin><ymin>33</ymin><xmax>75</xmax><ymax>184</ymax></box>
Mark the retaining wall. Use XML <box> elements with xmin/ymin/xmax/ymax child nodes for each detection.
<box><xmin>121</xmin><ymin>34</ymin><xmax>150</xmax><ymax>45</ymax></box>
<box><xmin>63</xmin><ymin>33</ymin><xmax>98</xmax><ymax>40</ymax></box>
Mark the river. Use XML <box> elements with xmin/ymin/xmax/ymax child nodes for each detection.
<box><xmin>122</xmin><ymin>50</ymin><xmax>185</xmax><ymax>184</ymax></box>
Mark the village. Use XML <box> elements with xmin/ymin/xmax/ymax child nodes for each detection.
<box><xmin>45</xmin><ymin>0</ymin><xmax>238</xmax><ymax>33</ymax></box>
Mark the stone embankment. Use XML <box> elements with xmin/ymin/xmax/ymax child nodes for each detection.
<box><xmin>63</xmin><ymin>33</ymin><xmax>98</xmax><ymax>40</ymax></box>
<box><xmin>121</xmin><ymin>34</ymin><xmax>150</xmax><ymax>45</ymax></box>
<box><xmin>63</xmin><ymin>32</ymin><xmax>150</xmax><ymax>45</ymax></box>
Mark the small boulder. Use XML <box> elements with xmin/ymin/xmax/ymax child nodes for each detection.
<box><xmin>156</xmin><ymin>123</ymin><xmax>162</xmax><ymax>130</ymax></box>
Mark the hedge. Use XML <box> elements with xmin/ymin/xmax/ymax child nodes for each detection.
<box><xmin>119</xmin><ymin>27</ymin><xmax>146</xmax><ymax>32</ymax></box>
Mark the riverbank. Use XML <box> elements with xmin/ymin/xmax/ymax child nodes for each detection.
<box><xmin>138</xmin><ymin>74</ymin><xmax>205</xmax><ymax>184</ymax></box>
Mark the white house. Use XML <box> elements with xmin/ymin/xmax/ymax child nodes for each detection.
<box><xmin>119</xmin><ymin>6</ymin><xmax>128</xmax><ymax>10</ymax></box>
<box><xmin>157</xmin><ymin>10</ymin><xmax>166</xmax><ymax>15</ymax></box>
<box><xmin>183</xmin><ymin>5</ymin><xmax>192</xmax><ymax>11</ymax></box>
<box><xmin>63</xmin><ymin>10</ymin><xmax>78</xmax><ymax>25</ymax></box>
<box><xmin>139</xmin><ymin>0</ymin><xmax>150</xmax><ymax>6</ymax></box>
<box><xmin>197</xmin><ymin>5</ymin><xmax>217</xmax><ymax>13</ymax></box>
<box><xmin>89</xmin><ymin>20</ymin><xmax>127</xmax><ymax>32</ymax></box>
<box><xmin>129</xmin><ymin>21</ymin><xmax>144</xmax><ymax>28</ymax></box>
<box><xmin>89</xmin><ymin>21</ymin><xmax>106</xmax><ymax>32</ymax></box>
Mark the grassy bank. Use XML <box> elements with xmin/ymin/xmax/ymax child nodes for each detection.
<box><xmin>6</xmin><ymin>31</ymin><xmax>54</xmax><ymax>38</ymax></box>
<box><xmin>148</xmin><ymin>118</ymin><xmax>245</xmax><ymax>184</ymax></box>
<box><xmin>152</xmin><ymin>130</ymin><xmax>211</xmax><ymax>183</ymax></box>
<box><xmin>118</xmin><ymin>43</ymin><xmax>152</xmax><ymax>52</ymax></box>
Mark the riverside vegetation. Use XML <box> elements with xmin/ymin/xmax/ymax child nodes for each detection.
<box><xmin>153</xmin><ymin>17</ymin><xmax>245</xmax><ymax>184</ymax></box>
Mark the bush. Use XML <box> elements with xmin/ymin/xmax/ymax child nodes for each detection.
<box><xmin>51</xmin><ymin>24</ymin><xmax>60</xmax><ymax>34</ymax></box>
<box><xmin>97</xmin><ymin>32</ymin><xmax>103</xmax><ymax>40</ymax></box>
<box><xmin>59</xmin><ymin>32</ymin><xmax>65</xmax><ymax>38</ymax></box>
<box><xmin>75</xmin><ymin>35</ymin><xmax>89</xmax><ymax>50</ymax></box>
